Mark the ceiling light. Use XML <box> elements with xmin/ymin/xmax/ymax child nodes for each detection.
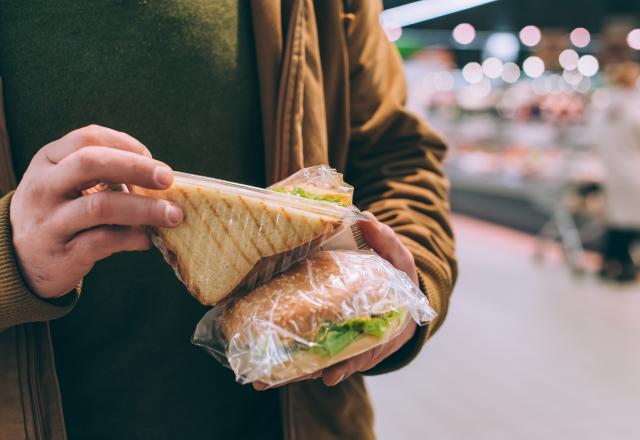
<box><xmin>381</xmin><ymin>0</ymin><xmax>499</xmax><ymax>28</ymax></box>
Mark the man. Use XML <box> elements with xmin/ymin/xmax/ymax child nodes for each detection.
<box><xmin>0</xmin><ymin>1</ymin><xmax>457</xmax><ymax>439</ymax></box>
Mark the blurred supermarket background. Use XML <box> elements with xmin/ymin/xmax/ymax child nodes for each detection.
<box><xmin>366</xmin><ymin>1</ymin><xmax>640</xmax><ymax>439</ymax></box>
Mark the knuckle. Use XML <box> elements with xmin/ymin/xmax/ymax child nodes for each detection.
<box><xmin>118</xmin><ymin>130</ymin><xmax>148</xmax><ymax>154</ymax></box>
<box><xmin>86</xmin><ymin>194</ymin><xmax>110</xmax><ymax>219</ymax></box>
<box><xmin>12</xmin><ymin>232</ymin><xmax>31</xmax><ymax>256</ymax></box>
<box><xmin>15</xmin><ymin>179</ymin><xmax>51</xmax><ymax>216</ymax></box>
<box><xmin>129</xmin><ymin>156</ymin><xmax>149</xmax><ymax>177</ymax></box>
<box><xmin>70</xmin><ymin>124</ymin><xmax>102</xmax><ymax>146</ymax></box>
<box><xmin>74</xmin><ymin>148</ymin><xmax>95</xmax><ymax>168</ymax></box>
<box><xmin>20</xmin><ymin>177</ymin><xmax>41</xmax><ymax>200</ymax></box>
<box><xmin>148</xmin><ymin>199</ymin><xmax>164</xmax><ymax>223</ymax></box>
<box><xmin>74</xmin><ymin>147</ymin><xmax>106</xmax><ymax>172</ymax></box>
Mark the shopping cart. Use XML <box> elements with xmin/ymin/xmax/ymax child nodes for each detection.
<box><xmin>527</xmin><ymin>151</ymin><xmax>605</xmax><ymax>274</ymax></box>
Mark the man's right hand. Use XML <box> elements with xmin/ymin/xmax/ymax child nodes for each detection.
<box><xmin>9</xmin><ymin>125</ymin><xmax>183</xmax><ymax>299</ymax></box>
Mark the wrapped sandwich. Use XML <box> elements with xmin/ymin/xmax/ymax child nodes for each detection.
<box><xmin>269</xmin><ymin>165</ymin><xmax>354</xmax><ymax>207</ymax></box>
<box><xmin>131</xmin><ymin>168</ymin><xmax>365</xmax><ymax>304</ymax></box>
<box><xmin>193</xmin><ymin>251</ymin><xmax>436</xmax><ymax>386</ymax></box>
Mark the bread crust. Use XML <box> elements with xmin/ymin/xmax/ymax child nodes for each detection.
<box><xmin>220</xmin><ymin>251</ymin><xmax>402</xmax><ymax>342</ymax></box>
<box><xmin>131</xmin><ymin>181</ymin><xmax>340</xmax><ymax>304</ymax></box>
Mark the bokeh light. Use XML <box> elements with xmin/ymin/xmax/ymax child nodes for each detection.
<box><xmin>485</xmin><ymin>32</ymin><xmax>520</xmax><ymax>61</ymax></box>
<box><xmin>548</xmin><ymin>74</ymin><xmax>566</xmax><ymax>92</ymax></box>
<box><xmin>519</xmin><ymin>25</ymin><xmax>542</xmax><ymax>47</ymax></box>
<box><xmin>627</xmin><ymin>29</ymin><xmax>640</xmax><ymax>50</ymax></box>
<box><xmin>570</xmin><ymin>28</ymin><xmax>590</xmax><ymax>48</ymax></box>
<box><xmin>434</xmin><ymin>71</ymin><xmax>456</xmax><ymax>91</ymax></box>
<box><xmin>562</xmin><ymin>68</ymin><xmax>583</xmax><ymax>86</ymax></box>
<box><xmin>523</xmin><ymin>56</ymin><xmax>545</xmax><ymax>78</ymax></box>
<box><xmin>453</xmin><ymin>23</ymin><xmax>476</xmax><ymax>45</ymax></box>
<box><xmin>577</xmin><ymin>55</ymin><xmax>599</xmax><ymax>77</ymax></box>
<box><xmin>501</xmin><ymin>62</ymin><xmax>521</xmax><ymax>83</ymax></box>
<box><xmin>575</xmin><ymin>76</ymin><xmax>592</xmax><ymax>93</ymax></box>
<box><xmin>462</xmin><ymin>62</ymin><xmax>484</xmax><ymax>84</ymax></box>
<box><xmin>531</xmin><ymin>76</ymin><xmax>549</xmax><ymax>95</ymax></box>
<box><xmin>471</xmin><ymin>78</ymin><xmax>492</xmax><ymax>98</ymax></box>
<box><xmin>558</xmin><ymin>49</ymin><xmax>579</xmax><ymax>70</ymax></box>
<box><xmin>482</xmin><ymin>57</ymin><xmax>504</xmax><ymax>79</ymax></box>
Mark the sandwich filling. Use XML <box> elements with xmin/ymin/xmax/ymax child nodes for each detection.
<box><xmin>272</xmin><ymin>186</ymin><xmax>351</xmax><ymax>207</ymax></box>
<box><xmin>309</xmin><ymin>309</ymin><xmax>403</xmax><ymax>356</ymax></box>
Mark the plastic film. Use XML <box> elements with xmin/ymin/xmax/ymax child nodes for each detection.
<box><xmin>193</xmin><ymin>250</ymin><xmax>436</xmax><ymax>386</ymax></box>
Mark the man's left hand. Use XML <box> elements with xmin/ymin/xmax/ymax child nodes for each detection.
<box><xmin>254</xmin><ymin>212</ymin><xmax>418</xmax><ymax>390</ymax></box>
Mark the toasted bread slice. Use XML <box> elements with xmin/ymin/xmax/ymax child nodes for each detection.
<box><xmin>132</xmin><ymin>179</ymin><xmax>340</xmax><ymax>304</ymax></box>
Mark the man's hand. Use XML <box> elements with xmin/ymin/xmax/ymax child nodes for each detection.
<box><xmin>9</xmin><ymin>125</ymin><xmax>183</xmax><ymax>299</ymax></box>
<box><xmin>254</xmin><ymin>211</ymin><xmax>419</xmax><ymax>390</ymax></box>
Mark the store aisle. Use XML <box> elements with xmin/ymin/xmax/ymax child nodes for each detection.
<box><xmin>367</xmin><ymin>216</ymin><xmax>640</xmax><ymax>440</ymax></box>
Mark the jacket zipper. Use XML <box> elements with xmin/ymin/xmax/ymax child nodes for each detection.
<box><xmin>26</xmin><ymin>324</ymin><xmax>45</xmax><ymax>440</ymax></box>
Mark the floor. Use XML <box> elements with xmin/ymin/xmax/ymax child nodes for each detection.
<box><xmin>367</xmin><ymin>216</ymin><xmax>640</xmax><ymax>440</ymax></box>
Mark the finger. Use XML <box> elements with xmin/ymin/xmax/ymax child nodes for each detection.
<box><xmin>252</xmin><ymin>370</ymin><xmax>322</xmax><ymax>391</ymax></box>
<box><xmin>50</xmin><ymin>147</ymin><xmax>173</xmax><ymax>195</ymax></box>
<box><xmin>322</xmin><ymin>348</ymin><xmax>379</xmax><ymax>387</ymax></box>
<box><xmin>44</xmin><ymin>124</ymin><xmax>151</xmax><ymax>164</ymax></box>
<box><xmin>66</xmin><ymin>225</ymin><xmax>151</xmax><ymax>266</ymax></box>
<box><xmin>51</xmin><ymin>191</ymin><xmax>183</xmax><ymax>237</ymax></box>
<box><xmin>321</xmin><ymin>322</ymin><xmax>417</xmax><ymax>387</ymax></box>
<box><xmin>359</xmin><ymin>213</ymin><xmax>404</xmax><ymax>261</ymax></box>
<box><xmin>359</xmin><ymin>212</ymin><xmax>417</xmax><ymax>282</ymax></box>
<box><xmin>253</xmin><ymin>382</ymin><xmax>269</xmax><ymax>391</ymax></box>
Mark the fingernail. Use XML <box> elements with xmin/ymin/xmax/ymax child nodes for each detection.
<box><xmin>166</xmin><ymin>204</ymin><xmax>182</xmax><ymax>225</ymax></box>
<box><xmin>154</xmin><ymin>166</ymin><xmax>173</xmax><ymax>187</ymax></box>
<box><xmin>328</xmin><ymin>374</ymin><xmax>345</xmax><ymax>386</ymax></box>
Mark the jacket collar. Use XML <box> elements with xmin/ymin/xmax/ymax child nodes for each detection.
<box><xmin>250</xmin><ymin>0</ymin><xmax>329</xmax><ymax>184</ymax></box>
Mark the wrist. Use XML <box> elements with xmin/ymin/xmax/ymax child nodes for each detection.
<box><xmin>0</xmin><ymin>192</ymin><xmax>79</xmax><ymax>327</ymax></box>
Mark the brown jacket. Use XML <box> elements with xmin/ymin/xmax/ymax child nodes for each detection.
<box><xmin>0</xmin><ymin>1</ymin><xmax>457</xmax><ymax>438</ymax></box>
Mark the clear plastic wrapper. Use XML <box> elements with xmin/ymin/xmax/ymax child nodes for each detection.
<box><xmin>192</xmin><ymin>250</ymin><xmax>436</xmax><ymax>386</ymax></box>
<box><xmin>268</xmin><ymin>165</ymin><xmax>354</xmax><ymax>207</ymax></box>
<box><xmin>131</xmin><ymin>170</ymin><xmax>367</xmax><ymax>305</ymax></box>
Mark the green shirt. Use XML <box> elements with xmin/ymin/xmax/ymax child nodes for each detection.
<box><xmin>0</xmin><ymin>1</ymin><xmax>282</xmax><ymax>438</ymax></box>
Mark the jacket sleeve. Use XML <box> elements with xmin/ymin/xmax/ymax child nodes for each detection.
<box><xmin>0</xmin><ymin>192</ymin><xmax>78</xmax><ymax>330</ymax></box>
<box><xmin>343</xmin><ymin>0</ymin><xmax>458</xmax><ymax>374</ymax></box>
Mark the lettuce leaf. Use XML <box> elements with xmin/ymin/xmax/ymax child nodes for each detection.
<box><xmin>273</xmin><ymin>186</ymin><xmax>349</xmax><ymax>206</ymax></box>
<box><xmin>309</xmin><ymin>309</ymin><xmax>402</xmax><ymax>356</ymax></box>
